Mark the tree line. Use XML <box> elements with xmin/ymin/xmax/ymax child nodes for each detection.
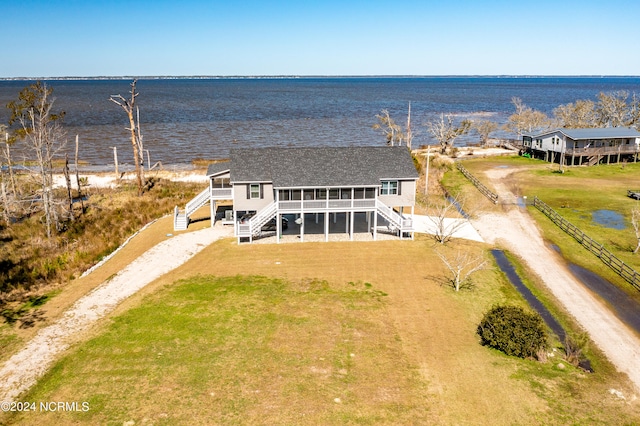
<box><xmin>374</xmin><ymin>90</ymin><xmax>640</xmax><ymax>154</ymax></box>
<box><xmin>0</xmin><ymin>80</ymin><xmax>146</xmax><ymax>238</ymax></box>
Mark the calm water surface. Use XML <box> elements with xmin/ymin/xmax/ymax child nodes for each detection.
<box><xmin>1</xmin><ymin>77</ymin><xmax>640</xmax><ymax>166</ymax></box>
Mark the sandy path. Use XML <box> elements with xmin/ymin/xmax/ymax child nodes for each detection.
<box><xmin>412</xmin><ymin>214</ymin><xmax>484</xmax><ymax>242</ymax></box>
<box><xmin>0</xmin><ymin>225</ymin><xmax>232</xmax><ymax>402</ymax></box>
<box><xmin>472</xmin><ymin>168</ymin><xmax>640</xmax><ymax>392</ymax></box>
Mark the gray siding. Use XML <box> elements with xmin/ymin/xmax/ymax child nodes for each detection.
<box><xmin>378</xmin><ymin>180</ymin><xmax>416</xmax><ymax>206</ymax></box>
<box><xmin>233</xmin><ymin>183</ymin><xmax>274</xmax><ymax>211</ymax></box>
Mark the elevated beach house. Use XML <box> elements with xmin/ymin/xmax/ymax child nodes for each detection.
<box><xmin>173</xmin><ymin>146</ymin><xmax>419</xmax><ymax>243</ymax></box>
<box><xmin>522</xmin><ymin>127</ymin><xmax>640</xmax><ymax>166</ymax></box>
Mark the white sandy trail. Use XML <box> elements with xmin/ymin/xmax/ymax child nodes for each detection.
<box><xmin>0</xmin><ymin>225</ymin><xmax>231</xmax><ymax>402</ymax></box>
<box><xmin>412</xmin><ymin>214</ymin><xmax>484</xmax><ymax>243</ymax></box>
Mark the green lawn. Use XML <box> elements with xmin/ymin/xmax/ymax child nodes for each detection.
<box><xmin>3</xmin><ymin>238</ymin><xmax>639</xmax><ymax>425</ymax></box>
<box><xmin>5</xmin><ymin>276</ymin><xmax>431</xmax><ymax>425</ymax></box>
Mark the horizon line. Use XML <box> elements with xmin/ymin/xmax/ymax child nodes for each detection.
<box><xmin>2</xmin><ymin>74</ymin><xmax>640</xmax><ymax>81</ymax></box>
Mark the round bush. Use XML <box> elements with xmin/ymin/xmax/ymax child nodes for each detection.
<box><xmin>477</xmin><ymin>305</ymin><xmax>548</xmax><ymax>359</ymax></box>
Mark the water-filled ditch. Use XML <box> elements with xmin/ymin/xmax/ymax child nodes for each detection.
<box><xmin>491</xmin><ymin>249</ymin><xmax>592</xmax><ymax>371</ymax></box>
<box><xmin>550</xmin><ymin>245</ymin><xmax>640</xmax><ymax>334</ymax></box>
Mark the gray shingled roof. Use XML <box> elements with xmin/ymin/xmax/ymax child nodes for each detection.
<box><xmin>532</xmin><ymin>127</ymin><xmax>640</xmax><ymax>140</ymax></box>
<box><xmin>228</xmin><ymin>146</ymin><xmax>418</xmax><ymax>188</ymax></box>
<box><xmin>560</xmin><ymin>127</ymin><xmax>640</xmax><ymax>140</ymax></box>
<box><xmin>206</xmin><ymin>161</ymin><xmax>231</xmax><ymax>176</ymax></box>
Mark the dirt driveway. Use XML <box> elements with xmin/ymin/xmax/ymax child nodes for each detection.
<box><xmin>471</xmin><ymin>167</ymin><xmax>640</xmax><ymax>393</ymax></box>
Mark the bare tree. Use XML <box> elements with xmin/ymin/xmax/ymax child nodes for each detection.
<box><xmin>406</xmin><ymin>102</ymin><xmax>414</xmax><ymax>149</ymax></box>
<box><xmin>503</xmin><ymin>97</ymin><xmax>550</xmax><ymax>138</ymax></box>
<box><xmin>2</xmin><ymin>127</ymin><xmax>17</xmax><ymax>198</ymax></box>
<box><xmin>471</xmin><ymin>120</ymin><xmax>498</xmax><ymax>147</ymax></box>
<box><xmin>436</xmin><ymin>249</ymin><xmax>487</xmax><ymax>291</ymax></box>
<box><xmin>426</xmin><ymin>113</ymin><xmax>471</xmax><ymax>154</ymax></box>
<box><xmin>374</xmin><ymin>109</ymin><xmax>402</xmax><ymax>146</ymax></box>
<box><xmin>629</xmin><ymin>93</ymin><xmax>640</xmax><ymax>128</ymax></box>
<box><xmin>7</xmin><ymin>82</ymin><xmax>66</xmax><ymax>238</ymax></box>
<box><xmin>110</xmin><ymin>79</ymin><xmax>145</xmax><ymax>196</ymax></box>
<box><xmin>596</xmin><ymin>91</ymin><xmax>632</xmax><ymax>128</ymax></box>
<box><xmin>426</xmin><ymin>193</ymin><xmax>471</xmax><ymax>244</ymax></box>
<box><xmin>373</xmin><ymin>103</ymin><xmax>413</xmax><ymax>148</ymax></box>
<box><xmin>74</xmin><ymin>135</ymin><xmax>85</xmax><ymax>214</ymax></box>
<box><xmin>553</xmin><ymin>99</ymin><xmax>597</xmax><ymax>128</ymax></box>
<box><xmin>632</xmin><ymin>206</ymin><xmax>640</xmax><ymax>254</ymax></box>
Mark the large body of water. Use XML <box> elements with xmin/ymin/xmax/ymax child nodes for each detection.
<box><xmin>1</xmin><ymin>76</ymin><xmax>640</xmax><ymax>167</ymax></box>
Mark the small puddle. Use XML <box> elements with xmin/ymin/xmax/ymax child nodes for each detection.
<box><xmin>492</xmin><ymin>249</ymin><xmax>593</xmax><ymax>371</ymax></box>
<box><xmin>549</xmin><ymin>245</ymin><xmax>640</xmax><ymax>334</ymax></box>
<box><xmin>592</xmin><ymin>210</ymin><xmax>626</xmax><ymax>230</ymax></box>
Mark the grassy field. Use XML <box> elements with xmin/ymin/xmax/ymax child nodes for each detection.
<box><xmin>3</xmin><ymin>236</ymin><xmax>638</xmax><ymax>425</ymax></box>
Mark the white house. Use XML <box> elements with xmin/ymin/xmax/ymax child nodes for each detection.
<box><xmin>174</xmin><ymin>146</ymin><xmax>420</xmax><ymax>243</ymax></box>
<box><xmin>522</xmin><ymin>127</ymin><xmax>640</xmax><ymax>166</ymax></box>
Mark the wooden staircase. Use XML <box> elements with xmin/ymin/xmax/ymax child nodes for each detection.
<box><xmin>236</xmin><ymin>202</ymin><xmax>278</xmax><ymax>241</ymax></box>
<box><xmin>375</xmin><ymin>200</ymin><xmax>413</xmax><ymax>234</ymax></box>
<box><xmin>173</xmin><ymin>188</ymin><xmax>210</xmax><ymax>231</ymax></box>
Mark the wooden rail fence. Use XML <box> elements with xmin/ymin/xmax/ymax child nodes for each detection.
<box><xmin>455</xmin><ymin>162</ymin><xmax>499</xmax><ymax>204</ymax></box>
<box><xmin>533</xmin><ymin>196</ymin><xmax>640</xmax><ymax>292</ymax></box>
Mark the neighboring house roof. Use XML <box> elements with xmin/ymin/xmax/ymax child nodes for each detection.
<box><xmin>228</xmin><ymin>146</ymin><xmax>419</xmax><ymax>187</ymax></box>
<box><xmin>530</xmin><ymin>127</ymin><xmax>640</xmax><ymax>140</ymax></box>
<box><xmin>206</xmin><ymin>161</ymin><xmax>231</xmax><ymax>177</ymax></box>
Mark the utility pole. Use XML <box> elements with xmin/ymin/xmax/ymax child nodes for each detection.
<box><xmin>424</xmin><ymin>145</ymin><xmax>431</xmax><ymax>195</ymax></box>
<box><xmin>112</xmin><ymin>146</ymin><xmax>119</xmax><ymax>181</ymax></box>
<box><xmin>406</xmin><ymin>102</ymin><xmax>412</xmax><ymax>150</ymax></box>
<box><xmin>75</xmin><ymin>135</ymin><xmax>85</xmax><ymax>213</ymax></box>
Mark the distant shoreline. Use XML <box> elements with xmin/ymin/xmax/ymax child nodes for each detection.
<box><xmin>2</xmin><ymin>75</ymin><xmax>640</xmax><ymax>82</ymax></box>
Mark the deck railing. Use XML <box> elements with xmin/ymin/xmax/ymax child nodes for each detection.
<box><xmin>237</xmin><ymin>202</ymin><xmax>278</xmax><ymax>237</ymax></box>
<box><xmin>375</xmin><ymin>200</ymin><xmax>413</xmax><ymax>230</ymax></box>
<box><xmin>185</xmin><ymin>188</ymin><xmax>210</xmax><ymax>217</ymax></box>
<box><xmin>211</xmin><ymin>188</ymin><xmax>233</xmax><ymax>198</ymax></box>
<box><xmin>278</xmin><ymin>198</ymin><xmax>376</xmax><ymax>211</ymax></box>
<box><xmin>564</xmin><ymin>145</ymin><xmax>638</xmax><ymax>156</ymax></box>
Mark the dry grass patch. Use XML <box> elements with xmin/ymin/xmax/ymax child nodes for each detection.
<box><xmin>5</xmin><ymin>275</ymin><xmax>432</xmax><ymax>425</ymax></box>
<box><xmin>6</xmin><ymin>237</ymin><xmax>638</xmax><ymax>424</ymax></box>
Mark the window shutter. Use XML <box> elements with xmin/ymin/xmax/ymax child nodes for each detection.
<box><xmin>260</xmin><ymin>184</ymin><xmax>264</xmax><ymax>199</ymax></box>
<box><xmin>398</xmin><ymin>181</ymin><xmax>402</xmax><ymax>196</ymax></box>
<box><xmin>246</xmin><ymin>185</ymin><xmax>250</xmax><ymax>199</ymax></box>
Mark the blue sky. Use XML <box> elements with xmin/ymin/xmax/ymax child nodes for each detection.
<box><xmin>3</xmin><ymin>0</ymin><xmax>639</xmax><ymax>77</ymax></box>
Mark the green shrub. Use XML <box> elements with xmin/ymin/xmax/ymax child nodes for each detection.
<box><xmin>477</xmin><ymin>305</ymin><xmax>548</xmax><ymax>359</ymax></box>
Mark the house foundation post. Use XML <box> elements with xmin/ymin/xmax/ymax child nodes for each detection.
<box><xmin>373</xmin><ymin>212</ymin><xmax>378</xmax><ymax>240</ymax></box>
<box><xmin>325</xmin><ymin>211</ymin><xmax>329</xmax><ymax>242</ymax></box>
<box><xmin>350</xmin><ymin>210</ymin><xmax>354</xmax><ymax>241</ymax></box>
<box><xmin>411</xmin><ymin>205</ymin><xmax>415</xmax><ymax>240</ymax></box>
<box><xmin>300</xmin><ymin>190</ymin><xmax>304</xmax><ymax>242</ymax></box>
<box><xmin>344</xmin><ymin>212</ymin><xmax>348</xmax><ymax>233</ymax></box>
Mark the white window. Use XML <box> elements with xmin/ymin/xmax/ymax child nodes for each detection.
<box><xmin>381</xmin><ymin>181</ymin><xmax>398</xmax><ymax>195</ymax></box>
<box><xmin>249</xmin><ymin>184</ymin><xmax>260</xmax><ymax>199</ymax></box>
